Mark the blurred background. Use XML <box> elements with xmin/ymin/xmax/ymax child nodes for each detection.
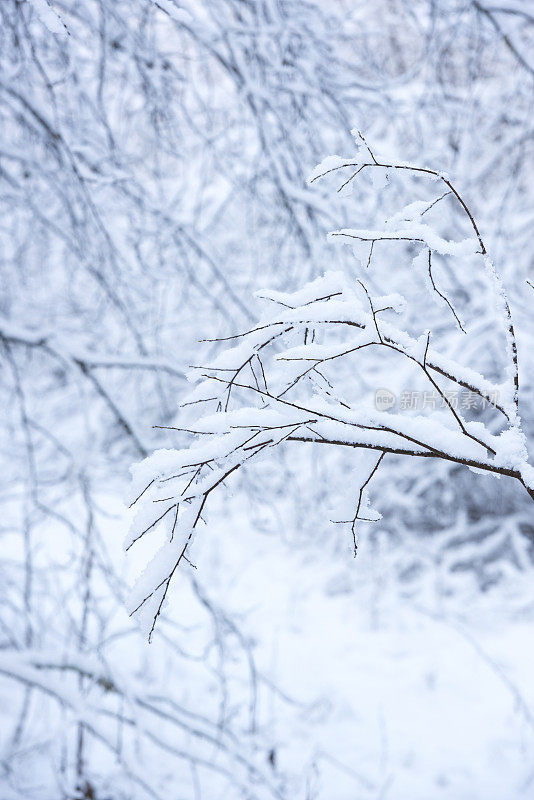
<box><xmin>0</xmin><ymin>1</ymin><xmax>533</xmax><ymax>798</ymax></box>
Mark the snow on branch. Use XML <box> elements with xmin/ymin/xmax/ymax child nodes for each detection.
<box><xmin>126</xmin><ymin>138</ymin><xmax>534</xmax><ymax>640</ymax></box>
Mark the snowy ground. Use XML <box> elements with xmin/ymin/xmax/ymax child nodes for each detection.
<box><xmin>1</xmin><ymin>483</ymin><xmax>532</xmax><ymax>800</ymax></box>
<box><xmin>125</xmin><ymin>490</ymin><xmax>534</xmax><ymax>800</ymax></box>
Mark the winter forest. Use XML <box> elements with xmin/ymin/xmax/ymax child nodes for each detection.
<box><xmin>1</xmin><ymin>0</ymin><xmax>534</xmax><ymax>798</ymax></box>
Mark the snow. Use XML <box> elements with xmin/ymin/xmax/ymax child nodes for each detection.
<box><xmin>307</xmin><ymin>156</ymin><xmax>358</xmax><ymax>184</ymax></box>
<box><xmin>330</xmin><ymin>225</ymin><xmax>479</xmax><ymax>258</ymax></box>
<box><xmin>371</xmin><ymin>167</ymin><xmax>390</xmax><ymax>189</ymax></box>
<box><xmin>493</xmin><ymin>426</ymin><xmax>530</xmax><ymax>472</ymax></box>
<box><xmin>2</xmin><ymin>2</ymin><xmax>534</xmax><ymax>797</ymax></box>
<box><xmin>256</xmin><ymin>272</ymin><xmax>349</xmax><ymax>308</ymax></box>
<box><xmin>184</xmin><ymin>494</ymin><xmax>534</xmax><ymax>800</ymax></box>
<box><xmin>387</xmin><ymin>198</ymin><xmax>445</xmax><ymax>224</ymax></box>
<box><xmin>153</xmin><ymin>0</ymin><xmax>193</xmax><ymax>23</ymax></box>
<box><xmin>26</xmin><ymin>0</ymin><xmax>67</xmax><ymax>36</ymax></box>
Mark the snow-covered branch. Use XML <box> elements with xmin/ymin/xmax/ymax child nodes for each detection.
<box><xmin>127</xmin><ymin>142</ymin><xmax>534</xmax><ymax>639</ymax></box>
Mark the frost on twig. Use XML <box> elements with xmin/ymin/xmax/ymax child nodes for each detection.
<box><xmin>127</xmin><ymin>139</ymin><xmax>533</xmax><ymax>640</ymax></box>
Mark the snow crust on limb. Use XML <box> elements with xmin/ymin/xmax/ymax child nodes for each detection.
<box><xmin>329</xmin><ymin>225</ymin><xmax>478</xmax><ymax>258</ymax></box>
<box><xmin>26</xmin><ymin>0</ymin><xmax>67</xmax><ymax>36</ymax></box>
<box><xmin>307</xmin><ymin>155</ymin><xmax>357</xmax><ymax>184</ymax></box>
<box><xmin>153</xmin><ymin>0</ymin><xmax>193</xmax><ymax>23</ymax></box>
